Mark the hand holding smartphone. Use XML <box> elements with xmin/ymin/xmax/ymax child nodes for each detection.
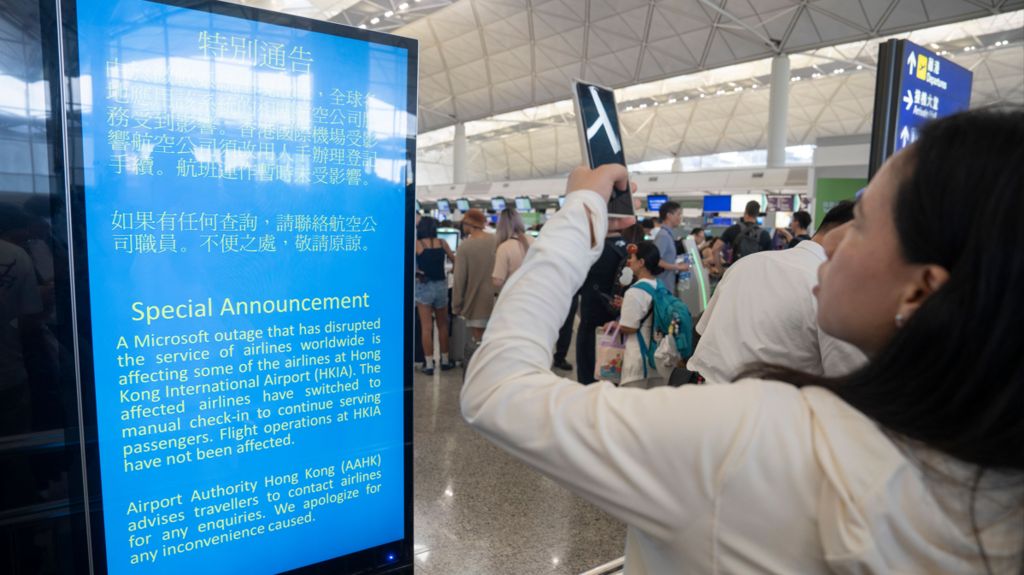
<box><xmin>572</xmin><ymin>80</ymin><xmax>634</xmax><ymax>217</ymax></box>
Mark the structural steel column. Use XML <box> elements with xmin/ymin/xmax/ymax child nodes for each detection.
<box><xmin>767</xmin><ymin>54</ymin><xmax>790</xmax><ymax>168</ymax></box>
<box><xmin>453</xmin><ymin>122</ymin><xmax>467</xmax><ymax>184</ymax></box>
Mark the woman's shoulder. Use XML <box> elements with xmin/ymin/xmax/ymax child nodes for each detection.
<box><xmin>727</xmin><ymin>378</ymin><xmax>862</xmax><ymax>419</ymax></box>
<box><xmin>626</xmin><ymin>278</ymin><xmax>659</xmax><ymax>292</ymax></box>
<box><xmin>730</xmin><ymin>378</ymin><xmax>905</xmax><ymax>474</ymax></box>
<box><xmin>464</xmin><ymin>235</ymin><xmax>496</xmax><ymax>252</ymax></box>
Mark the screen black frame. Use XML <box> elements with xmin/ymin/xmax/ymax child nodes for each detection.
<box><xmin>571</xmin><ymin>79</ymin><xmax>634</xmax><ymax>217</ymax></box>
<box><xmin>869</xmin><ymin>39</ymin><xmax>902</xmax><ymax>180</ymax></box>
<box><xmin>56</xmin><ymin>0</ymin><xmax>417</xmax><ymax>573</ymax></box>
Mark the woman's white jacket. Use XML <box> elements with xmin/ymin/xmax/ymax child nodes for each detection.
<box><xmin>460</xmin><ymin>190</ymin><xmax>1021</xmax><ymax>574</ymax></box>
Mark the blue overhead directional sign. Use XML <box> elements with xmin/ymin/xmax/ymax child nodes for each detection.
<box><xmin>893</xmin><ymin>41</ymin><xmax>973</xmax><ymax>151</ymax></box>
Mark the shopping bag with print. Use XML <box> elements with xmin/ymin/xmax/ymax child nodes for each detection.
<box><xmin>594</xmin><ymin>324</ymin><xmax>625</xmax><ymax>384</ymax></box>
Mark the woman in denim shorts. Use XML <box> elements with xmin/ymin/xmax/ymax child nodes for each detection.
<box><xmin>416</xmin><ymin>216</ymin><xmax>455</xmax><ymax>375</ymax></box>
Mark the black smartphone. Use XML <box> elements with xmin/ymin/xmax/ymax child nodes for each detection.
<box><xmin>572</xmin><ymin>79</ymin><xmax>634</xmax><ymax>217</ymax></box>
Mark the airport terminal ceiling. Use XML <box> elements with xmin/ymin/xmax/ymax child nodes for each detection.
<box><xmin>241</xmin><ymin>0</ymin><xmax>1023</xmax><ymax>128</ymax></box>
<box><xmin>222</xmin><ymin>1</ymin><xmax>1022</xmax><ymax>183</ymax></box>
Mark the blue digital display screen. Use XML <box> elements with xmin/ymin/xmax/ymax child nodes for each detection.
<box><xmin>702</xmin><ymin>196</ymin><xmax>731</xmax><ymax>212</ymax></box>
<box><xmin>894</xmin><ymin>41</ymin><xmax>972</xmax><ymax>151</ymax></box>
<box><xmin>70</xmin><ymin>0</ymin><xmax>411</xmax><ymax>573</ymax></box>
<box><xmin>646</xmin><ymin>194</ymin><xmax>667</xmax><ymax>212</ymax></box>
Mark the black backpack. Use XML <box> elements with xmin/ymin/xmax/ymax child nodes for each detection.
<box><xmin>731</xmin><ymin>221</ymin><xmax>765</xmax><ymax>263</ymax></box>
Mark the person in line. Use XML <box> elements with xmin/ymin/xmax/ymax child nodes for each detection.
<box><xmin>492</xmin><ymin>207</ymin><xmax>533</xmax><ymax>292</ymax></box>
<box><xmin>552</xmin><ymin>293</ymin><xmax>577</xmax><ymax>372</ymax></box>
<box><xmin>613</xmin><ymin>241</ymin><xmax>664</xmax><ymax>389</ymax></box>
<box><xmin>452</xmin><ymin>208</ymin><xmax>496</xmax><ymax>357</ymax></box>
<box><xmin>461</xmin><ymin>107</ymin><xmax>1024</xmax><ymax>574</ymax></box>
<box><xmin>575</xmin><ymin>229</ymin><xmax>630</xmax><ymax>384</ymax></box>
<box><xmin>491</xmin><ymin>207</ymin><xmax>576</xmax><ymax>370</ymax></box>
<box><xmin>640</xmin><ymin>218</ymin><xmax>655</xmax><ymax>240</ymax></box>
<box><xmin>777</xmin><ymin>210</ymin><xmax>813</xmax><ymax>248</ymax></box>
<box><xmin>688</xmin><ymin>201</ymin><xmax>865</xmax><ymax>384</ymax></box>
<box><xmin>414</xmin><ymin>216</ymin><xmax>456</xmax><ymax>375</ymax></box>
<box><xmin>692</xmin><ymin>227</ymin><xmax>724</xmax><ymax>281</ymax></box>
<box><xmin>652</xmin><ymin>201</ymin><xmax>688</xmax><ymax>293</ymax></box>
<box><xmin>689</xmin><ymin>227</ymin><xmax>717</xmax><ymax>272</ymax></box>
<box><xmin>713</xmin><ymin>200</ymin><xmax>771</xmax><ymax>267</ymax></box>
<box><xmin>690</xmin><ymin>227</ymin><xmax>706</xmax><ymax>249</ymax></box>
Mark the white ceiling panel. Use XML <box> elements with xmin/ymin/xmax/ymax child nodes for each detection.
<box><xmin>235</xmin><ymin>0</ymin><xmax>1022</xmax><ymax>184</ymax></box>
<box><xmin>308</xmin><ymin>0</ymin><xmax>1023</xmax><ymax>132</ymax></box>
<box><xmin>811</xmin><ymin>0</ymin><xmax>873</xmax><ymax>31</ymax></box>
<box><xmin>882</xmin><ymin>0</ymin><xmax>932</xmax><ymax>32</ymax></box>
<box><xmin>414</xmin><ymin>33</ymin><xmax>1022</xmax><ymax>184</ymax></box>
<box><xmin>399</xmin><ymin>0</ymin><xmax>1018</xmax><ymax>131</ymax></box>
<box><xmin>488</xmin><ymin>45</ymin><xmax>533</xmax><ymax>80</ymax></box>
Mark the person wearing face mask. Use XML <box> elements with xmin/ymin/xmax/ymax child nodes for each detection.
<box><xmin>460</xmin><ymin>107</ymin><xmax>1024</xmax><ymax>574</ymax></box>
<box><xmin>688</xmin><ymin>201</ymin><xmax>865</xmax><ymax>384</ymax></box>
<box><xmin>612</xmin><ymin>242</ymin><xmax>665</xmax><ymax>389</ymax></box>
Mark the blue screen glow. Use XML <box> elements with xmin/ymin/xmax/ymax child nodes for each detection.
<box><xmin>72</xmin><ymin>1</ymin><xmax>410</xmax><ymax>573</ymax></box>
<box><xmin>646</xmin><ymin>194</ymin><xmax>667</xmax><ymax>212</ymax></box>
<box><xmin>702</xmin><ymin>196</ymin><xmax>731</xmax><ymax>212</ymax></box>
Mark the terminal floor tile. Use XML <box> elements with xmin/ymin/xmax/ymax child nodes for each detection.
<box><xmin>413</xmin><ymin>359</ymin><xmax>626</xmax><ymax>574</ymax></box>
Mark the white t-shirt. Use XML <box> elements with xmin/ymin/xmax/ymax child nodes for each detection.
<box><xmin>492</xmin><ymin>235</ymin><xmax>533</xmax><ymax>286</ymax></box>
<box><xmin>619</xmin><ymin>278</ymin><xmax>659</xmax><ymax>387</ymax></box>
<box><xmin>688</xmin><ymin>240</ymin><xmax>866</xmax><ymax>383</ymax></box>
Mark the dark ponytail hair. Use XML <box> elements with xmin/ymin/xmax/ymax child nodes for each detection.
<box><xmin>633</xmin><ymin>241</ymin><xmax>661</xmax><ymax>276</ymax></box>
<box><xmin>745</xmin><ymin>106</ymin><xmax>1024</xmax><ymax>571</ymax></box>
<box><xmin>416</xmin><ymin>216</ymin><xmax>438</xmax><ymax>240</ymax></box>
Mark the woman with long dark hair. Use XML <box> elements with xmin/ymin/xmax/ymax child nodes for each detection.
<box><xmin>460</xmin><ymin>107</ymin><xmax>1024</xmax><ymax>573</ymax></box>
<box><xmin>415</xmin><ymin>216</ymin><xmax>455</xmax><ymax>375</ymax></box>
